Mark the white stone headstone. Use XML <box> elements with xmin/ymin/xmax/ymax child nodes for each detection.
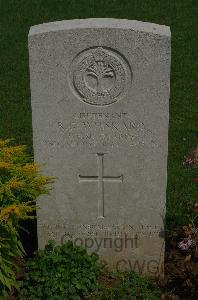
<box><xmin>29</xmin><ymin>19</ymin><xmax>171</xmax><ymax>276</ymax></box>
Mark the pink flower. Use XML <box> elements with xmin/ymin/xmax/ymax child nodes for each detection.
<box><xmin>183</xmin><ymin>147</ymin><xmax>198</xmax><ymax>167</ymax></box>
<box><xmin>178</xmin><ymin>236</ymin><xmax>193</xmax><ymax>251</ymax></box>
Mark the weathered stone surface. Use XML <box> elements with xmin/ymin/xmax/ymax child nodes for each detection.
<box><xmin>29</xmin><ymin>18</ymin><xmax>171</xmax><ymax>276</ymax></box>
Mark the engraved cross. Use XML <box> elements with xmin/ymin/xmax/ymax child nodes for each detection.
<box><xmin>79</xmin><ymin>153</ymin><xmax>123</xmax><ymax>218</ymax></box>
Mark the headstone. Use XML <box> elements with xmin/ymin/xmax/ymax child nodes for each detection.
<box><xmin>29</xmin><ymin>19</ymin><xmax>171</xmax><ymax>276</ymax></box>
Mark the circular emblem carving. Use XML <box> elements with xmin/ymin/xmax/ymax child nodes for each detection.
<box><xmin>69</xmin><ymin>47</ymin><xmax>132</xmax><ymax>106</ymax></box>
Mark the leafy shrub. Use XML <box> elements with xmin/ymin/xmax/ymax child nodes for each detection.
<box><xmin>0</xmin><ymin>139</ymin><xmax>53</xmax><ymax>299</ymax></box>
<box><xmin>20</xmin><ymin>240</ymin><xmax>101</xmax><ymax>300</ymax></box>
<box><xmin>89</xmin><ymin>271</ymin><xmax>162</xmax><ymax>300</ymax></box>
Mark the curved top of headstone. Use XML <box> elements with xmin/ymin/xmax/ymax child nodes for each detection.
<box><xmin>29</xmin><ymin>18</ymin><xmax>170</xmax><ymax>37</ymax></box>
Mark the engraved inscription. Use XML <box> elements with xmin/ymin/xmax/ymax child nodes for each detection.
<box><xmin>44</xmin><ymin>112</ymin><xmax>159</xmax><ymax>150</ymax></box>
<box><xmin>79</xmin><ymin>154</ymin><xmax>123</xmax><ymax>218</ymax></box>
<box><xmin>38</xmin><ymin>224</ymin><xmax>163</xmax><ymax>246</ymax></box>
<box><xmin>69</xmin><ymin>47</ymin><xmax>132</xmax><ymax>106</ymax></box>
<box><xmin>38</xmin><ymin>223</ymin><xmax>163</xmax><ymax>236</ymax></box>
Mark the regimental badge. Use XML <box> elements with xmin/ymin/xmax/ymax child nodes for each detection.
<box><xmin>69</xmin><ymin>47</ymin><xmax>132</xmax><ymax>106</ymax></box>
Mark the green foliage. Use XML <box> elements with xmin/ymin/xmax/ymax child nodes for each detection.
<box><xmin>0</xmin><ymin>139</ymin><xmax>53</xmax><ymax>299</ymax></box>
<box><xmin>0</xmin><ymin>222</ymin><xmax>24</xmax><ymax>300</ymax></box>
<box><xmin>19</xmin><ymin>240</ymin><xmax>101</xmax><ymax>300</ymax></box>
<box><xmin>0</xmin><ymin>139</ymin><xmax>52</xmax><ymax>207</ymax></box>
<box><xmin>89</xmin><ymin>271</ymin><xmax>162</xmax><ymax>300</ymax></box>
<box><xmin>20</xmin><ymin>240</ymin><xmax>161</xmax><ymax>300</ymax></box>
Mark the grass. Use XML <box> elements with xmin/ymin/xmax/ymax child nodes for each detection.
<box><xmin>0</xmin><ymin>0</ymin><xmax>197</xmax><ymax>229</ymax></box>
